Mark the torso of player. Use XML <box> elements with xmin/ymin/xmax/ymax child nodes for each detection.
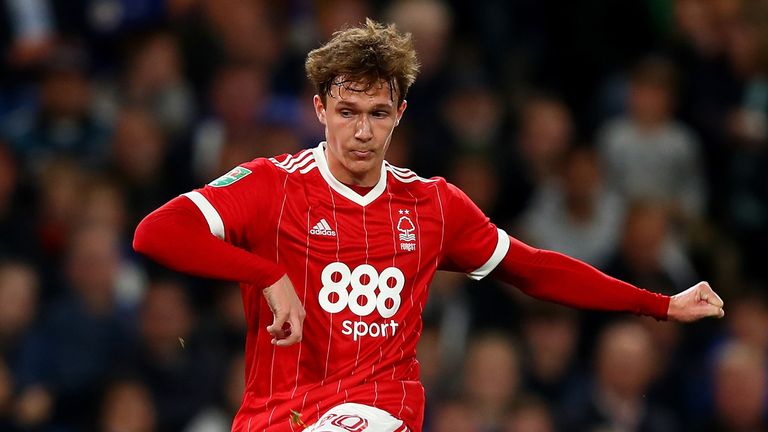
<box><xmin>239</xmin><ymin>144</ymin><xmax>447</xmax><ymax>420</ymax></box>
<box><xmin>195</xmin><ymin>142</ymin><xmax>505</xmax><ymax>430</ymax></box>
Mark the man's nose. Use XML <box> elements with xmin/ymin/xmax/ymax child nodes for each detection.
<box><xmin>355</xmin><ymin>115</ymin><xmax>373</xmax><ymax>141</ymax></box>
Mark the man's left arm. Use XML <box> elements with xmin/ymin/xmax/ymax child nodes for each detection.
<box><xmin>490</xmin><ymin>235</ymin><xmax>725</xmax><ymax>322</ymax></box>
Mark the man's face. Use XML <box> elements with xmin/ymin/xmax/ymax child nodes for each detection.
<box><xmin>314</xmin><ymin>79</ymin><xmax>406</xmax><ymax>186</ymax></box>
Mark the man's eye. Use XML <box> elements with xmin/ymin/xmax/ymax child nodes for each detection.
<box><xmin>372</xmin><ymin>111</ymin><xmax>388</xmax><ymax>118</ymax></box>
<box><xmin>340</xmin><ymin>110</ymin><xmax>353</xmax><ymax>117</ymax></box>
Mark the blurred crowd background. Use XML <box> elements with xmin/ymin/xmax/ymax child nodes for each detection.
<box><xmin>0</xmin><ymin>0</ymin><xmax>767</xmax><ymax>431</ymax></box>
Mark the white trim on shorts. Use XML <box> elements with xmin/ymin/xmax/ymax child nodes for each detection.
<box><xmin>303</xmin><ymin>403</ymin><xmax>409</xmax><ymax>432</ymax></box>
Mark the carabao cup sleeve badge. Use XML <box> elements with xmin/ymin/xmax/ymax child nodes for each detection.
<box><xmin>209</xmin><ymin>166</ymin><xmax>253</xmax><ymax>187</ymax></box>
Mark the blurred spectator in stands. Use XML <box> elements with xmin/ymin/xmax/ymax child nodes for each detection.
<box><xmin>605</xmin><ymin>200</ymin><xmax>697</xmax><ymax>296</ymax></box>
<box><xmin>673</xmin><ymin>0</ymin><xmax>744</xmax><ymax>221</ymax></box>
<box><xmin>78</xmin><ymin>177</ymin><xmax>146</xmax><ymax>309</ymax></box>
<box><xmin>719</xmin><ymin>0</ymin><xmax>768</xmax><ymax>280</ymax></box>
<box><xmin>385</xmin><ymin>0</ymin><xmax>450</xmax><ymax>83</ymax></box>
<box><xmin>429</xmin><ymin>399</ymin><xmax>476</xmax><ymax>432</ymax></box>
<box><xmin>77</xmin><ymin>177</ymin><xmax>126</xmax><ymax>235</ymax></box>
<box><xmin>504</xmin><ymin>396</ymin><xmax>556</xmax><ymax>432</ymax></box>
<box><xmin>638</xmin><ymin>317</ymin><xmax>689</xmax><ymax>422</ymax></box>
<box><xmin>598</xmin><ymin>56</ymin><xmax>705</xmax><ymax>223</ymax></box>
<box><xmin>708</xmin><ymin>341</ymin><xmax>768</xmax><ymax>432</ymax></box>
<box><xmin>14</xmin><ymin>224</ymin><xmax>134</xmax><ymax>429</ymax></box>
<box><xmin>518</xmin><ymin>301</ymin><xmax>587</xmax><ymax>418</ymax></box>
<box><xmin>417</xmin><ymin>326</ymin><xmax>442</xmax><ymax>409</ymax></box>
<box><xmin>0</xmin><ymin>357</ymin><xmax>13</xmax><ymax>430</ymax></box>
<box><xmin>254</xmin><ymin>123</ymin><xmax>303</xmax><ymax>160</ymax></box>
<box><xmin>0</xmin><ymin>141</ymin><xmax>35</xmax><ymax>260</ymax></box>
<box><xmin>438</xmin><ymin>73</ymin><xmax>505</xmax><ymax>174</ymax></box>
<box><xmin>462</xmin><ymin>332</ymin><xmax>522</xmax><ymax>431</ymax></box>
<box><xmin>516</xmin><ymin>94</ymin><xmax>574</xmax><ymax>186</ymax></box>
<box><xmin>0</xmin><ymin>0</ymin><xmax>55</xmax><ymax>85</ymax></box>
<box><xmin>314</xmin><ymin>0</ymin><xmax>371</xmax><ymax>41</ymax></box>
<box><xmin>384</xmin><ymin>0</ymin><xmax>453</xmax><ymax>176</ymax></box>
<box><xmin>110</xmin><ymin>107</ymin><xmax>178</xmax><ymax>226</ymax></box>
<box><xmin>563</xmin><ymin>319</ymin><xmax>678</xmax><ymax>432</ymax></box>
<box><xmin>0</xmin><ymin>260</ymin><xmax>40</xmax><ymax>430</ymax></box>
<box><xmin>682</xmin><ymin>288</ymin><xmax>767</xmax><ymax>429</ymax></box>
<box><xmin>449</xmin><ymin>154</ymin><xmax>501</xmax><ymax>217</ymax></box>
<box><xmin>518</xmin><ymin>146</ymin><xmax>624</xmax><ymax>268</ymax></box>
<box><xmin>191</xmin><ymin>63</ymin><xmax>268</xmax><ymax>182</ymax></box>
<box><xmin>500</xmin><ymin>94</ymin><xmax>574</xmax><ymax>221</ymax></box>
<box><xmin>134</xmin><ymin>278</ymin><xmax>223</xmax><ymax>431</ymax></box>
<box><xmin>185</xmin><ymin>354</ymin><xmax>245</xmax><ymax>432</ymax></box>
<box><xmin>206</xmin><ymin>0</ymin><xmax>283</xmax><ymax>66</ymax></box>
<box><xmin>421</xmin><ymin>272</ymin><xmax>472</xmax><ymax>398</ymax></box>
<box><xmin>34</xmin><ymin>158</ymin><xmax>87</xmax><ymax>278</ymax></box>
<box><xmin>724</xmin><ymin>288</ymin><xmax>768</xmax><ymax>351</ymax></box>
<box><xmin>0</xmin><ymin>261</ymin><xmax>39</xmax><ymax>375</ymax></box>
<box><xmin>99</xmin><ymin>378</ymin><xmax>157</xmax><ymax>432</ymax></box>
<box><xmin>201</xmin><ymin>283</ymin><xmax>247</xmax><ymax>357</ymax></box>
<box><xmin>3</xmin><ymin>42</ymin><xmax>111</xmax><ymax>174</ymax></box>
<box><xmin>96</xmin><ymin>30</ymin><xmax>195</xmax><ymax>141</ymax></box>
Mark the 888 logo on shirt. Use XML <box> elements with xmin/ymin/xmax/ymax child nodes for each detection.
<box><xmin>318</xmin><ymin>262</ymin><xmax>404</xmax><ymax>341</ymax></box>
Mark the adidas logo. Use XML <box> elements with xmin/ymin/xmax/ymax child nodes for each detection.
<box><xmin>310</xmin><ymin>218</ymin><xmax>336</xmax><ymax>237</ymax></box>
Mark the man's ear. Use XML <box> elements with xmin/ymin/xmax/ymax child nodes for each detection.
<box><xmin>395</xmin><ymin>99</ymin><xmax>407</xmax><ymax>127</ymax></box>
<box><xmin>313</xmin><ymin>95</ymin><xmax>326</xmax><ymax>125</ymax></box>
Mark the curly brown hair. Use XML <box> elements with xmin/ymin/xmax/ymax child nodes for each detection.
<box><xmin>305</xmin><ymin>18</ymin><xmax>419</xmax><ymax>105</ymax></box>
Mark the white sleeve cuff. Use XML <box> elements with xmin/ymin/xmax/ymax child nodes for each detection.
<box><xmin>467</xmin><ymin>228</ymin><xmax>510</xmax><ymax>280</ymax></box>
<box><xmin>182</xmin><ymin>191</ymin><xmax>225</xmax><ymax>240</ymax></box>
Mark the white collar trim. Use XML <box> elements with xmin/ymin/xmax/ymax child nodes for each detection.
<box><xmin>313</xmin><ymin>142</ymin><xmax>388</xmax><ymax>207</ymax></box>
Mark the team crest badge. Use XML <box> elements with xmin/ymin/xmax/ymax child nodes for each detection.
<box><xmin>209</xmin><ymin>166</ymin><xmax>252</xmax><ymax>187</ymax></box>
<box><xmin>397</xmin><ymin>209</ymin><xmax>416</xmax><ymax>251</ymax></box>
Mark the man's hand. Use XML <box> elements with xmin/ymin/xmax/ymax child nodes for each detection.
<box><xmin>263</xmin><ymin>275</ymin><xmax>306</xmax><ymax>346</ymax></box>
<box><xmin>667</xmin><ymin>281</ymin><xmax>725</xmax><ymax>322</ymax></box>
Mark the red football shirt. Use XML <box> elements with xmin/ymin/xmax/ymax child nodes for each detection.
<box><xmin>184</xmin><ymin>143</ymin><xmax>509</xmax><ymax>431</ymax></box>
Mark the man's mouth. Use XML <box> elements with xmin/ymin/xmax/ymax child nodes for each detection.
<box><xmin>351</xmin><ymin>150</ymin><xmax>373</xmax><ymax>159</ymax></box>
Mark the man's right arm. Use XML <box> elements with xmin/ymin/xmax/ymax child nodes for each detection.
<box><xmin>133</xmin><ymin>195</ymin><xmax>285</xmax><ymax>288</ymax></box>
<box><xmin>133</xmin><ymin>191</ymin><xmax>306</xmax><ymax>346</ymax></box>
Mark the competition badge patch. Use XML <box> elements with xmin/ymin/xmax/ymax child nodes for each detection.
<box><xmin>209</xmin><ymin>166</ymin><xmax>252</xmax><ymax>187</ymax></box>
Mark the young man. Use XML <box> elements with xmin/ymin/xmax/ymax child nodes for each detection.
<box><xmin>133</xmin><ymin>19</ymin><xmax>724</xmax><ymax>432</ymax></box>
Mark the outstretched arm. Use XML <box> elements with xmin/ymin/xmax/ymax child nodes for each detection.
<box><xmin>490</xmin><ymin>236</ymin><xmax>724</xmax><ymax>321</ymax></box>
<box><xmin>133</xmin><ymin>195</ymin><xmax>305</xmax><ymax>346</ymax></box>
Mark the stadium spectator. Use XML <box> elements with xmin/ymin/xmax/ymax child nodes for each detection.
<box><xmin>97</xmin><ymin>30</ymin><xmax>196</xmax><ymax>141</ymax></box>
<box><xmin>133</xmin><ymin>278</ymin><xmax>224</xmax><ymax>431</ymax></box>
<box><xmin>0</xmin><ymin>261</ymin><xmax>39</xmax><ymax>373</ymax></box>
<box><xmin>0</xmin><ymin>141</ymin><xmax>35</xmax><ymax>260</ymax></box>
<box><xmin>384</xmin><ymin>0</ymin><xmax>454</xmax><ymax>176</ymax></box>
<box><xmin>428</xmin><ymin>399</ymin><xmax>476</xmax><ymax>432</ymax></box>
<box><xmin>597</xmin><ymin>56</ymin><xmax>706</xmax><ymax>223</ymax></box>
<box><xmin>185</xmin><ymin>354</ymin><xmax>247</xmax><ymax>432</ymax></box>
<box><xmin>708</xmin><ymin>341</ymin><xmax>768</xmax><ymax>432</ymax></box>
<box><xmin>605</xmin><ymin>200</ymin><xmax>697</xmax><ymax>295</ymax></box>
<box><xmin>99</xmin><ymin>378</ymin><xmax>158</xmax><ymax>432</ymax></box>
<box><xmin>109</xmin><ymin>107</ymin><xmax>178</xmax><ymax>227</ymax></box>
<box><xmin>499</xmin><ymin>93</ymin><xmax>575</xmax><ymax>221</ymax></box>
<box><xmin>518</xmin><ymin>146</ymin><xmax>624</xmax><ymax>268</ymax></box>
<box><xmin>190</xmin><ymin>63</ymin><xmax>269</xmax><ymax>182</ymax></box>
<box><xmin>504</xmin><ymin>396</ymin><xmax>556</xmax><ymax>432</ymax></box>
<box><xmin>3</xmin><ymin>42</ymin><xmax>110</xmax><ymax>174</ymax></box>
<box><xmin>14</xmin><ymin>224</ymin><xmax>134</xmax><ymax>429</ymax></box>
<box><xmin>563</xmin><ymin>319</ymin><xmax>679</xmax><ymax>432</ymax></box>
<box><xmin>461</xmin><ymin>332</ymin><xmax>522</xmax><ymax>431</ymax></box>
<box><xmin>718</xmin><ymin>0</ymin><xmax>768</xmax><ymax>280</ymax></box>
<box><xmin>32</xmin><ymin>157</ymin><xmax>86</xmax><ymax>271</ymax></box>
<box><xmin>518</xmin><ymin>301</ymin><xmax>587</xmax><ymax>418</ymax></box>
